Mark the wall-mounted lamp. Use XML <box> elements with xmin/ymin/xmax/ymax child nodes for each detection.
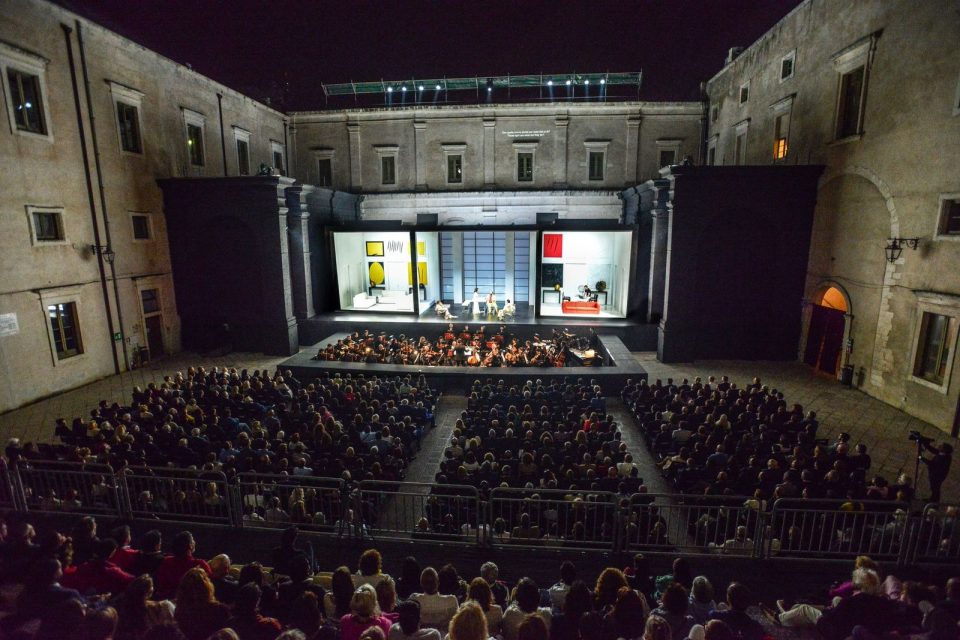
<box><xmin>884</xmin><ymin>237</ymin><xmax>920</xmax><ymax>263</ymax></box>
<box><xmin>90</xmin><ymin>244</ymin><xmax>116</xmax><ymax>264</ymax></box>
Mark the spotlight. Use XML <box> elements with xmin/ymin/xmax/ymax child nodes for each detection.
<box><xmin>600</xmin><ymin>78</ymin><xmax>606</xmax><ymax>85</ymax></box>
<box><xmin>584</xmin><ymin>79</ymin><xmax>590</xmax><ymax>85</ymax></box>
<box><xmin>401</xmin><ymin>86</ymin><xmax>407</xmax><ymax>92</ymax></box>
<box><xmin>436</xmin><ymin>84</ymin><xmax>442</xmax><ymax>90</ymax></box>
<box><xmin>547</xmin><ymin>79</ymin><xmax>553</xmax><ymax>86</ymax></box>
<box><xmin>565</xmin><ymin>79</ymin><xmax>571</xmax><ymax>86</ymax></box>
<box><xmin>419</xmin><ymin>85</ymin><xmax>424</xmax><ymax>91</ymax></box>
<box><xmin>387</xmin><ymin>86</ymin><xmax>393</xmax><ymax>93</ymax></box>
<box><xmin>487</xmin><ymin>87</ymin><xmax>492</xmax><ymax>92</ymax></box>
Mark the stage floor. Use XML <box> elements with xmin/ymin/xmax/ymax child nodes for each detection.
<box><xmin>279</xmin><ymin>332</ymin><xmax>647</xmax><ymax>393</ymax></box>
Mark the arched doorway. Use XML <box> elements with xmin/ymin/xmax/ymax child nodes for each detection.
<box><xmin>804</xmin><ymin>286</ymin><xmax>849</xmax><ymax>375</ymax></box>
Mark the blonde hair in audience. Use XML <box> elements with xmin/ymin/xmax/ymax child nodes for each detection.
<box><xmin>449</xmin><ymin>601</ymin><xmax>489</xmax><ymax>640</ymax></box>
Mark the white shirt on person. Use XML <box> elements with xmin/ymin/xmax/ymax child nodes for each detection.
<box><xmin>411</xmin><ymin>592</ymin><xmax>459</xmax><ymax>629</ymax></box>
<box><xmin>502</xmin><ymin>606</ymin><xmax>551</xmax><ymax>640</ymax></box>
<box><xmin>389</xmin><ymin>624</ymin><xmax>442</xmax><ymax>640</ymax></box>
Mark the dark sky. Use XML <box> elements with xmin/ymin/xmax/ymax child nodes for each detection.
<box><xmin>57</xmin><ymin>0</ymin><xmax>803</xmax><ymax>111</ymax></box>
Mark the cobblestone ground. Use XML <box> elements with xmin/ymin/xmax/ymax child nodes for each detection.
<box><xmin>632</xmin><ymin>353</ymin><xmax>960</xmax><ymax>503</ymax></box>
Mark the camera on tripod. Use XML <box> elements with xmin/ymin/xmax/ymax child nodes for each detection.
<box><xmin>909</xmin><ymin>430</ymin><xmax>933</xmax><ymax>445</ymax></box>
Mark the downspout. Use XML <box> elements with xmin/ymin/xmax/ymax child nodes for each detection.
<box><xmin>698</xmin><ymin>81</ymin><xmax>709</xmax><ymax>165</ymax></box>
<box><xmin>76</xmin><ymin>20</ymin><xmax>129</xmax><ymax>371</ymax></box>
<box><xmin>217</xmin><ymin>92</ymin><xmax>227</xmax><ymax>176</ymax></box>
<box><xmin>283</xmin><ymin>119</ymin><xmax>290</xmax><ymax>177</ymax></box>
<box><xmin>61</xmin><ymin>23</ymin><xmax>120</xmax><ymax>375</ymax></box>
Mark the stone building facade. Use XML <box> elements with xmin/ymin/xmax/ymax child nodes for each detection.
<box><xmin>706</xmin><ymin>0</ymin><xmax>960</xmax><ymax>433</ymax></box>
<box><xmin>0</xmin><ymin>0</ymin><xmax>287</xmax><ymax>412</ymax></box>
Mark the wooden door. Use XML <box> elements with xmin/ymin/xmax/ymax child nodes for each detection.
<box><xmin>145</xmin><ymin>315</ymin><xmax>165</xmax><ymax>358</ymax></box>
<box><xmin>804</xmin><ymin>304</ymin><xmax>845</xmax><ymax>375</ymax></box>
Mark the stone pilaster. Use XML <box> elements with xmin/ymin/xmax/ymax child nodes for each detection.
<box><xmin>347</xmin><ymin>120</ymin><xmax>362</xmax><ymax>191</ymax></box>
<box><xmin>482</xmin><ymin>116</ymin><xmax>496</xmax><ymax>189</ymax></box>
<box><xmin>554</xmin><ymin>114</ymin><xmax>569</xmax><ymax>188</ymax></box>
<box><xmin>414</xmin><ymin>119</ymin><xmax>428</xmax><ymax>190</ymax></box>
<box><xmin>624</xmin><ymin>115</ymin><xmax>641</xmax><ymax>186</ymax></box>
<box><xmin>285</xmin><ymin>184</ymin><xmax>315</xmax><ymax>319</ymax></box>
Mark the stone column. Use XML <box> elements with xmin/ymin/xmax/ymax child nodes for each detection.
<box><xmin>285</xmin><ymin>184</ymin><xmax>315</xmax><ymax>319</ymax></box>
<box><xmin>647</xmin><ymin>180</ymin><xmax>672</xmax><ymax>323</ymax></box>
<box><xmin>347</xmin><ymin>120</ymin><xmax>362</xmax><ymax>191</ymax></box>
<box><xmin>624</xmin><ymin>115</ymin><xmax>641</xmax><ymax>186</ymax></box>
<box><xmin>269</xmin><ymin>179</ymin><xmax>300</xmax><ymax>354</ymax></box>
<box><xmin>482</xmin><ymin>115</ymin><xmax>496</xmax><ymax>189</ymax></box>
<box><xmin>554</xmin><ymin>114</ymin><xmax>569</xmax><ymax>187</ymax></box>
<box><xmin>414</xmin><ymin>119</ymin><xmax>428</xmax><ymax>190</ymax></box>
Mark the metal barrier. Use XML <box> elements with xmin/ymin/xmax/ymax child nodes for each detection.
<box><xmin>120</xmin><ymin>466</ymin><xmax>234</xmax><ymax>526</ymax></box>
<box><xmin>489</xmin><ymin>487</ymin><xmax>620</xmax><ymax>550</ymax></box>
<box><xmin>236</xmin><ymin>472</ymin><xmax>344</xmax><ymax>534</ymax></box>
<box><xmin>908</xmin><ymin>503</ymin><xmax>960</xmax><ymax>565</ymax></box>
<box><xmin>356</xmin><ymin>481</ymin><xmax>479</xmax><ymax>544</ymax></box>
<box><xmin>0</xmin><ymin>461</ymin><xmax>957</xmax><ymax>567</ymax></box>
<box><xmin>16</xmin><ymin>462</ymin><xmax>121</xmax><ymax>517</ymax></box>
<box><xmin>767</xmin><ymin>499</ymin><xmax>910</xmax><ymax>562</ymax></box>
<box><xmin>623</xmin><ymin>493</ymin><xmax>763</xmax><ymax>555</ymax></box>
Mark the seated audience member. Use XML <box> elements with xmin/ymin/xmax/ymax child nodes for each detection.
<box><xmin>389</xmin><ymin>600</ymin><xmax>442</xmax><ymax>640</ymax></box>
<box><xmin>113</xmin><ymin>574</ymin><xmax>175</xmax><ymax>640</ymax></box>
<box><xmin>650</xmin><ymin>583</ymin><xmax>694</xmax><ymax>640</ymax></box>
<box><xmin>412</xmin><ymin>567</ymin><xmax>459</xmax><ymax>630</ymax></box>
<box><xmin>448</xmin><ymin>601</ymin><xmax>490</xmax><ymax>640</ymax></box>
<box><xmin>14</xmin><ymin>557</ymin><xmax>83</xmax><ymax>622</ymax></box>
<box><xmin>156</xmin><ymin>531</ymin><xmax>211</xmax><ymax>600</ymax></box>
<box><xmin>341</xmin><ymin>584</ymin><xmax>393</xmax><ymax>640</ymax></box>
<box><xmin>643</xmin><ymin>616</ymin><xmax>672</xmax><ymax>640</ymax></box>
<box><xmin>377</xmin><ymin>577</ymin><xmax>401</xmax><ymax>623</ymax></box>
<box><xmin>467</xmin><ymin>577</ymin><xmax>503</xmax><ymax>635</ymax></box>
<box><xmin>62</xmin><ymin>537</ymin><xmax>135</xmax><ymax>596</ymax></box>
<box><xmin>480</xmin><ymin>562</ymin><xmax>510</xmax><ymax>610</ymax></box>
<box><xmin>602</xmin><ymin>587</ymin><xmax>648</xmax><ymax>640</ymax></box>
<box><xmin>226</xmin><ymin>583</ymin><xmax>283</xmax><ymax>640</ymax></box>
<box><xmin>133</xmin><ymin>530</ymin><xmax>165</xmax><ymax>578</ymax></box>
<box><xmin>702</xmin><ymin>620</ymin><xmax>735</xmax><ymax>640</ymax></box>
<box><xmin>518</xmin><ymin>614</ymin><xmax>550</xmax><ymax>640</ymax></box>
<box><xmin>595</xmin><ymin>568</ymin><xmax>633</xmax><ymax>613</ymax></box>
<box><xmin>815</xmin><ymin>569</ymin><xmax>906</xmax><ymax>640</ymax></box>
<box><xmin>708</xmin><ymin>583</ymin><xmax>763</xmax><ymax>640</ymax></box>
<box><xmin>503</xmin><ymin>577</ymin><xmax>552</xmax><ymax>640</ymax></box>
<box><xmin>549</xmin><ymin>561</ymin><xmax>577</xmax><ymax>612</ymax></box>
<box><xmin>396</xmin><ymin>557</ymin><xmax>423</xmax><ymax>600</ymax></box>
<box><xmin>355</xmin><ymin>548</ymin><xmax>392</xmax><ymax>588</ymax></box>
<box><xmin>279</xmin><ymin>555</ymin><xmax>327</xmax><ymax>621</ymax></box>
<box><xmin>110</xmin><ymin>525</ymin><xmax>141</xmax><ymax>574</ymax></box>
<box><xmin>79</xmin><ymin>607</ymin><xmax>120</xmax><ymax>640</ymax></box>
<box><xmin>687</xmin><ymin>577</ymin><xmax>716</xmax><ymax>625</ymax></box>
<box><xmin>173</xmin><ymin>567</ymin><xmax>231</xmax><ymax>640</ymax></box>
<box><xmin>273</xmin><ymin>526</ymin><xmax>312</xmax><ymax>578</ymax></box>
<box><xmin>208</xmin><ymin>553</ymin><xmax>238</xmax><ymax>604</ymax></box>
<box><xmin>551</xmin><ymin>580</ymin><xmax>594</xmax><ymax>640</ymax></box>
<box><xmin>328</xmin><ymin>565</ymin><xmax>359</xmax><ymax>622</ymax></box>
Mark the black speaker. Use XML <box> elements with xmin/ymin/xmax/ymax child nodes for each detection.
<box><xmin>417</xmin><ymin>213</ymin><xmax>439</xmax><ymax>226</ymax></box>
<box><xmin>536</xmin><ymin>212</ymin><xmax>559</xmax><ymax>224</ymax></box>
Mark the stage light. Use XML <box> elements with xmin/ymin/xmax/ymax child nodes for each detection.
<box><xmin>547</xmin><ymin>80</ymin><xmax>553</xmax><ymax>86</ymax></box>
<box><xmin>565</xmin><ymin>79</ymin><xmax>572</xmax><ymax>86</ymax></box>
<box><xmin>487</xmin><ymin>87</ymin><xmax>492</xmax><ymax>92</ymax></box>
<box><xmin>600</xmin><ymin>78</ymin><xmax>606</xmax><ymax>85</ymax></box>
<box><xmin>419</xmin><ymin>85</ymin><xmax>424</xmax><ymax>91</ymax></box>
<box><xmin>584</xmin><ymin>79</ymin><xmax>590</xmax><ymax>85</ymax></box>
<box><xmin>386</xmin><ymin>86</ymin><xmax>393</xmax><ymax>92</ymax></box>
<box><xmin>401</xmin><ymin>86</ymin><xmax>407</xmax><ymax>92</ymax></box>
<box><xmin>436</xmin><ymin>84</ymin><xmax>442</xmax><ymax>90</ymax></box>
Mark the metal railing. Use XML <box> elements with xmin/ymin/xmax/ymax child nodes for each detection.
<box><xmin>0</xmin><ymin>461</ymin><xmax>956</xmax><ymax>567</ymax></box>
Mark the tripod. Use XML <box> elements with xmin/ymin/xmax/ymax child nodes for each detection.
<box><xmin>911</xmin><ymin>437</ymin><xmax>925</xmax><ymax>495</ymax></box>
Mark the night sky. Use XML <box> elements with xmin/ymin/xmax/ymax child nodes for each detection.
<box><xmin>57</xmin><ymin>0</ymin><xmax>803</xmax><ymax>111</ymax></box>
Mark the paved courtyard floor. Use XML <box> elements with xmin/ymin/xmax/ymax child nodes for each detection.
<box><xmin>0</xmin><ymin>349</ymin><xmax>956</xmax><ymax>502</ymax></box>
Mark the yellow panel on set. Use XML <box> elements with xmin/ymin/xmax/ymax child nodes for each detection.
<box><xmin>369</xmin><ymin>261</ymin><xmax>384</xmax><ymax>285</ymax></box>
<box><xmin>418</xmin><ymin>261</ymin><xmax>428</xmax><ymax>284</ymax></box>
<box><xmin>417</xmin><ymin>241</ymin><xmax>426</xmax><ymax>256</ymax></box>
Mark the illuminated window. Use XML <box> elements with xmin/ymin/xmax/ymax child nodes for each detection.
<box><xmin>773</xmin><ymin>113</ymin><xmax>790</xmax><ymax>160</ymax></box>
<box><xmin>517</xmin><ymin>152</ymin><xmax>533</xmax><ymax>182</ymax></box>
<box><xmin>7</xmin><ymin>68</ymin><xmax>46</xmax><ymax>134</ymax></box>
<box><xmin>381</xmin><ymin>155</ymin><xmax>396</xmax><ymax>185</ymax></box>
<box><xmin>914</xmin><ymin>312</ymin><xmax>954</xmax><ymax>385</ymax></box>
<box><xmin>447</xmin><ymin>154</ymin><xmax>462</xmax><ymax>184</ymax></box>
<box><xmin>1</xmin><ymin>43</ymin><xmax>52</xmax><ymax>140</ymax></box>
<box><xmin>48</xmin><ymin>302</ymin><xmax>82</xmax><ymax>360</ymax></box>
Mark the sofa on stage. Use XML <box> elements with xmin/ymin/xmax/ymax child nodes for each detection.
<box><xmin>562</xmin><ymin>300</ymin><xmax>600</xmax><ymax>314</ymax></box>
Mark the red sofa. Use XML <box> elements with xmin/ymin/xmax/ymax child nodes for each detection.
<box><xmin>562</xmin><ymin>300</ymin><xmax>600</xmax><ymax>314</ymax></box>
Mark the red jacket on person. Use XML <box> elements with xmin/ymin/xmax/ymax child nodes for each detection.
<box><xmin>61</xmin><ymin>559</ymin><xmax>135</xmax><ymax>595</ymax></box>
<box><xmin>156</xmin><ymin>553</ymin><xmax>212</xmax><ymax>599</ymax></box>
<box><xmin>110</xmin><ymin>545</ymin><xmax>140</xmax><ymax>573</ymax></box>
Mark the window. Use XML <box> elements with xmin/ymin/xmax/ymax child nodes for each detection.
<box><xmin>658</xmin><ymin>149</ymin><xmax>676</xmax><ymax>168</ymax></box>
<box><xmin>739</xmin><ymin>82</ymin><xmax>749</xmax><ymax>104</ymax></box>
<box><xmin>937</xmin><ymin>195</ymin><xmax>960</xmax><ymax>238</ymax></box>
<box><xmin>588</xmin><ymin>151</ymin><xmax>605</xmax><ymax>181</ymax></box>
<box><xmin>913</xmin><ymin>312</ymin><xmax>953</xmax><ymax>385</ymax></box>
<box><xmin>28</xmin><ymin>207</ymin><xmax>64</xmax><ymax>243</ymax></box>
<box><xmin>711</xmin><ymin>105</ymin><xmax>719</xmax><ymax>123</ymax></box>
<box><xmin>182</xmin><ymin>108</ymin><xmax>206</xmax><ymax>167</ymax></box>
<box><xmin>48</xmin><ymin>302</ymin><xmax>82</xmax><ymax>360</ymax></box>
<box><xmin>773</xmin><ymin>113</ymin><xmax>790</xmax><ymax>160</ymax></box>
<box><xmin>836</xmin><ymin>66</ymin><xmax>865</xmax><ymax>139</ymax></box>
<box><xmin>1</xmin><ymin>43</ymin><xmax>52</xmax><ymax>139</ymax></box>
<box><xmin>734</xmin><ymin>120</ymin><xmax>750</xmax><ymax>165</ymax></box>
<box><xmin>655</xmin><ymin>139</ymin><xmax>681</xmax><ymax>169</ymax></box>
<box><xmin>780</xmin><ymin>51</ymin><xmax>796</xmax><ymax>81</ymax></box>
<box><xmin>832</xmin><ymin>35</ymin><xmax>875</xmax><ymax>141</ymax></box>
<box><xmin>115</xmin><ymin>102</ymin><xmax>141</xmax><ymax>153</ymax></box>
<box><xmin>271</xmin><ymin>140</ymin><xmax>285</xmax><ymax>176</ymax></box>
<box><xmin>381</xmin><ymin>155</ymin><xmax>396</xmax><ymax>185</ymax></box>
<box><xmin>141</xmin><ymin>288</ymin><xmax>161</xmax><ymax>314</ymax></box>
<box><xmin>131</xmin><ymin>213</ymin><xmax>151</xmax><ymax>240</ymax></box>
<box><xmin>707</xmin><ymin>137</ymin><xmax>718</xmax><ymax>166</ymax></box>
<box><xmin>954</xmin><ymin>72</ymin><xmax>960</xmax><ymax>116</ymax></box>
<box><xmin>318</xmin><ymin>158</ymin><xmax>333</xmax><ymax>186</ymax></box>
<box><xmin>447</xmin><ymin>154</ymin><xmax>463</xmax><ymax>184</ymax></box>
<box><xmin>517</xmin><ymin>152</ymin><xmax>533</xmax><ymax>182</ymax></box>
<box><xmin>236</xmin><ymin>138</ymin><xmax>250</xmax><ymax>175</ymax></box>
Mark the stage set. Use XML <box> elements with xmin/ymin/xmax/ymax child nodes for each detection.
<box><xmin>159</xmin><ymin>164</ymin><xmax>823</xmax><ymax>377</ymax></box>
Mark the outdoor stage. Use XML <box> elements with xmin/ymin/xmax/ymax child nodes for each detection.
<box><xmin>281</xmin><ymin>326</ymin><xmax>648</xmax><ymax>393</ymax></box>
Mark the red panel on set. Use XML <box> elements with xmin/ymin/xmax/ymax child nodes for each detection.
<box><xmin>543</xmin><ymin>234</ymin><xmax>563</xmax><ymax>258</ymax></box>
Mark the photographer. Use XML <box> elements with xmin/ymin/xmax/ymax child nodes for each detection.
<box><xmin>918</xmin><ymin>436</ymin><xmax>953</xmax><ymax>503</ymax></box>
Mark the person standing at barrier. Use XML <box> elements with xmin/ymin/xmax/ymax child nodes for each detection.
<box><xmin>919</xmin><ymin>441</ymin><xmax>953</xmax><ymax>503</ymax></box>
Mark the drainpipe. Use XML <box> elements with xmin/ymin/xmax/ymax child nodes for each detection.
<box><xmin>61</xmin><ymin>23</ymin><xmax>120</xmax><ymax>375</ymax></box>
<box><xmin>217</xmin><ymin>92</ymin><xmax>227</xmax><ymax>176</ymax></box>
<box><xmin>698</xmin><ymin>81</ymin><xmax>709</xmax><ymax>165</ymax></box>
<box><xmin>76</xmin><ymin>20</ymin><xmax>129</xmax><ymax>371</ymax></box>
<box><xmin>283</xmin><ymin>120</ymin><xmax>290</xmax><ymax>177</ymax></box>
